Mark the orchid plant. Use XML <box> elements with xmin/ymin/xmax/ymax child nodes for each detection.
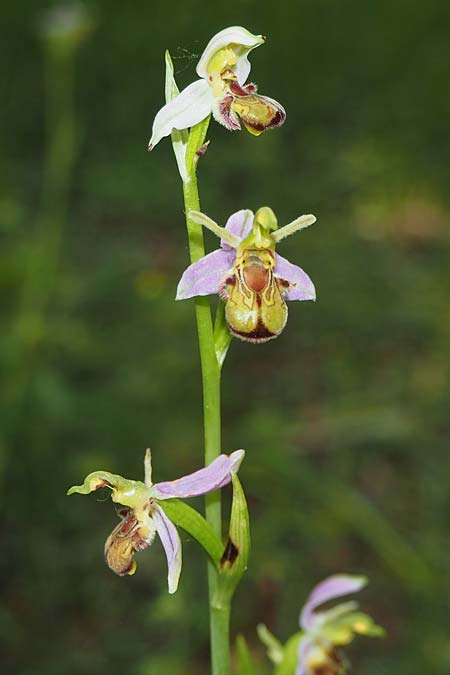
<box><xmin>69</xmin><ymin>25</ymin><xmax>384</xmax><ymax>675</ymax></box>
<box><xmin>258</xmin><ymin>574</ymin><xmax>384</xmax><ymax>675</ymax></box>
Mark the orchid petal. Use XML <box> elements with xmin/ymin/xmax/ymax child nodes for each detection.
<box><xmin>189</xmin><ymin>210</ymin><xmax>242</xmax><ymax>248</ymax></box>
<box><xmin>295</xmin><ymin>635</ymin><xmax>313</xmax><ymax>675</ymax></box>
<box><xmin>153</xmin><ymin>504</ymin><xmax>182</xmax><ymax>594</ymax></box>
<box><xmin>176</xmin><ymin>248</ymin><xmax>235</xmax><ymax>300</ymax></box>
<box><xmin>275</xmin><ymin>254</ymin><xmax>316</xmax><ymax>301</ymax></box>
<box><xmin>300</xmin><ymin>574</ymin><xmax>367</xmax><ymax>631</ymax></box>
<box><xmin>148</xmin><ymin>79</ymin><xmax>213</xmax><ymax>150</ymax></box>
<box><xmin>196</xmin><ymin>26</ymin><xmax>265</xmax><ymax>82</ymax></box>
<box><xmin>153</xmin><ymin>450</ymin><xmax>245</xmax><ymax>500</ymax></box>
<box><xmin>272</xmin><ymin>214</ymin><xmax>316</xmax><ymax>244</ymax></box>
<box><xmin>221</xmin><ymin>209</ymin><xmax>254</xmax><ymax>250</ymax></box>
<box><xmin>212</xmin><ymin>95</ymin><xmax>241</xmax><ymax>131</ymax></box>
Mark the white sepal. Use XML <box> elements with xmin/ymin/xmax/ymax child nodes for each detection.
<box><xmin>148</xmin><ymin>78</ymin><xmax>213</xmax><ymax>151</ymax></box>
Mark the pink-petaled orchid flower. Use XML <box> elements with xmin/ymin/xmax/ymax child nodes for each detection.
<box><xmin>148</xmin><ymin>26</ymin><xmax>285</xmax><ymax>150</ymax></box>
<box><xmin>296</xmin><ymin>574</ymin><xmax>384</xmax><ymax>675</ymax></box>
<box><xmin>176</xmin><ymin>207</ymin><xmax>316</xmax><ymax>343</ymax></box>
<box><xmin>259</xmin><ymin>574</ymin><xmax>384</xmax><ymax>675</ymax></box>
<box><xmin>68</xmin><ymin>449</ymin><xmax>244</xmax><ymax>593</ymax></box>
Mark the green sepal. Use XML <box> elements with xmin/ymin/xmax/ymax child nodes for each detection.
<box><xmin>214</xmin><ymin>301</ymin><xmax>232</xmax><ymax>368</ymax></box>
<box><xmin>257</xmin><ymin>624</ymin><xmax>284</xmax><ymax>666</ymax></box>
<box><xmin>321</xmin><ymin>610</ymin><xmax>385</xmax><ymax>645</ymax></box>
<box><xmin>159</xmin><ymin>498</ymin><xmax>223</xmax><ymax>566</ymax></box>
<box><xmin>67</xmin><ymin>470</ymin><xmax>124</xmax><ymax>495</ymax></box>
<box><xmin>235</xmin><ymin>634</ymin><xmax>258</xmax><ymax>675</ymax></box>
<box><xmin>67</xmin><ymin>471</ymin><xmax>151</xmax><ymax>510</ymax></box>
<box><xmin>214</xmin><ymin>473</ymin><xmax>250</xmax><ymax>606</ymax></box>
<box><xmin>274</xmin><ymin>632</ymin><xmax>303</xmax><ymax>675</ymax></box>
<box><xmin>165</xmin><ymin>50</ymin><xmax>189</xmax><ymax>183</ymax></box>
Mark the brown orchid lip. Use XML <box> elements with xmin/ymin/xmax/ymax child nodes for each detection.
<box><xmin>104</xmin><ymin>508</ymin><xmax>151</xmax><ymax>576</ymax></box>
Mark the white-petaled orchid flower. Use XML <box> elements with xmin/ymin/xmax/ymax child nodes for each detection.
<box><xmin>176</xmin><ymin>207</ymin><xmax>316</xmax><ymax>343</ymax></box>
<box><xmin>68</xmin><ymin>449</ymin><xmax>244</xmax><ymax>593</ymax></box>
<box><xmin>296</xmin><ymin>574</ymin><xmax>384</xmax><ymax>675</ymax></box>
<box><xmin>148</xmin><ymin>26</ymin><xmax>286</xmax><ymax>150</ymax></box>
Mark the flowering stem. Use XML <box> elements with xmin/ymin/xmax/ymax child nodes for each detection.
<box><xmin>180</xmin><ymin>117</ymin><xmax>231</xmax><ymax>675</ymax></box>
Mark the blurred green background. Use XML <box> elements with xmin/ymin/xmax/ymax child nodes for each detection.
<box><xmin>1</xmin><ymin>1</ymin><xmax>449</xmax><ymax>673</ymax></box>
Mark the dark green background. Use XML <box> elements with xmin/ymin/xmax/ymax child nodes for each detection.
<box><xmin>1</xmin><ymin>1</ymin><xmax>449</xmax><ymax>673</ymax></box>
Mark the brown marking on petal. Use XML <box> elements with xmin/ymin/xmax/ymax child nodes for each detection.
<box><xmin>219</xmin><ymin>275</ymin><xmax>235</xmax><ymax>302</ymax></box>
<box><xmin>230</xmin><ymin>318</ymin><xmax>277</xmax><ymax>344</ymax></box>
<box><xmin>267</xmin><ymin>109</ymin><xmax>285</xmax><ymax>129</ymax></box>
<box><xmin>91</xmin><ymin>478</ymin><xmax>112</xmax><ymax>490</ymax></box>
<box><xmin>312</xmin><ymin>649</ymin><xmax>346</xmax><ymax>675</ymax></box>
<box><xmin>220</xmin><ymin>537</ymin><xmax>239</xmax><ymax>567</ymax></box>
<box><xmin>217</xmin><ymin>95</ymin><xmax>241</xmax><ymax>131</ymax></box>
<box><xmin>243</xmin><ymin>266</ymin><xmax>269</xmax><ymax>292</ymax></box>
<box><xmin>229</xmin><ymin>80</ymin><xmax>251</xmax><ymax>96</ymax></box>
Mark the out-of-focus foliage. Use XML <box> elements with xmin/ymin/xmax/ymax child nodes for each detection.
<box><xmin>1</xmin><ymin>1</ymin><xmax>449</xmax><ymax>674</ymax></box>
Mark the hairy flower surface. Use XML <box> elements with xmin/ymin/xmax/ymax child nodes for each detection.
<box><xmin>68</xmin><ymin>449</ymin><xmax>244</xmax><ymax>593</ymax></box>
<box><xmin>176</xmin><ymin>207</ymin><xmax>316</xmax><ymax>343</ymax></box>
<box><xmin>148</xmin><ymin>26</ymin><xmax>285</xmax><ymax>150</ymax></box>
<box><xmin>296</xmin><ymin>575</ymin><xmax>384</xmax><ymax>675</ymax></box>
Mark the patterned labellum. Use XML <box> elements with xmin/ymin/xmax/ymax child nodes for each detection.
<box><xmin>221</xmin><ymin>248</ymin><xmax>289</xmax><ymax>343</ymax></box>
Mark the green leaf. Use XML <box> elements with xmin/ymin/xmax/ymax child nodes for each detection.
<box><xmin>235</xmin><ymin>634</ymin><xmax>257</xmax><ymax>675</ymax></box>
<box><xmin>164</xmin><ymin>50</ymin><xmax>189</xmax><ymax>182</ymax></box>
<box><xmin>158</xmin><ymin>498</ymin><xmax>223</xmax><ymax>566</ymax></box>
<box><xmin>214</xmin><ymin>473</ymin><xmax>250</xmax><ymax>606</ymax></box>
<box><xmin>214</xmin><ymin>301</ymin><xmax>232</xmax><ymax>368</ymax></box>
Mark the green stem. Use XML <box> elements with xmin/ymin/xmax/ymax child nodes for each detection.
<box><xmin>210</xmin><ymin>606</ymin><xmax>231</xmax><ymax>674</ymax></box>
<box><xmin>181</xmin><ymin>120</ymin><xmax>231</xmax><ymax>675</ymax></box>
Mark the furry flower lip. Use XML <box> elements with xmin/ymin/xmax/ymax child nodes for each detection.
<box><xmin>68</xmin><ymin>449</ymin><xmax>244</xmax><ymax>593</ymax></box>
<box><xmin>148</xmin><ymin>26</ymin><xmax>285</xmax><ymax>150</ymax></box>
<box><xmin>176</xmin><ymin>207</ymin><xmax>316</xmax><ymax>343</ymax></box>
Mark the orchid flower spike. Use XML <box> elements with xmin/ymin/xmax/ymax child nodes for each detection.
<box><xmin>148</xmin><ymin>26</ymin><xmax>285</xmax><ymax>150</ymax></box>
<box><xmin>176</xmin><ymin>207</ymin><xmax>316</xmax><ymax>343</ymax></box>
<box><xmin>297</xmin><ymin>574</ymin><xmax>384</xmax><ymax>675</ymax></box>
<box><xmin>68</xmin><ymin>449</ymin><xmax>244</xmax><ymax>593</ymax></box>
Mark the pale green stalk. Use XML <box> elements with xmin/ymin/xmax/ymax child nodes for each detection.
<box><xmin>164</xmin><ymin>49</ymin><xmax>234</xmax><ymax>674</ymax></box>
<box><xmin>179</xmin><ymin>118</ymin><xmax>231</xmax><ymax>675</ymax></box>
